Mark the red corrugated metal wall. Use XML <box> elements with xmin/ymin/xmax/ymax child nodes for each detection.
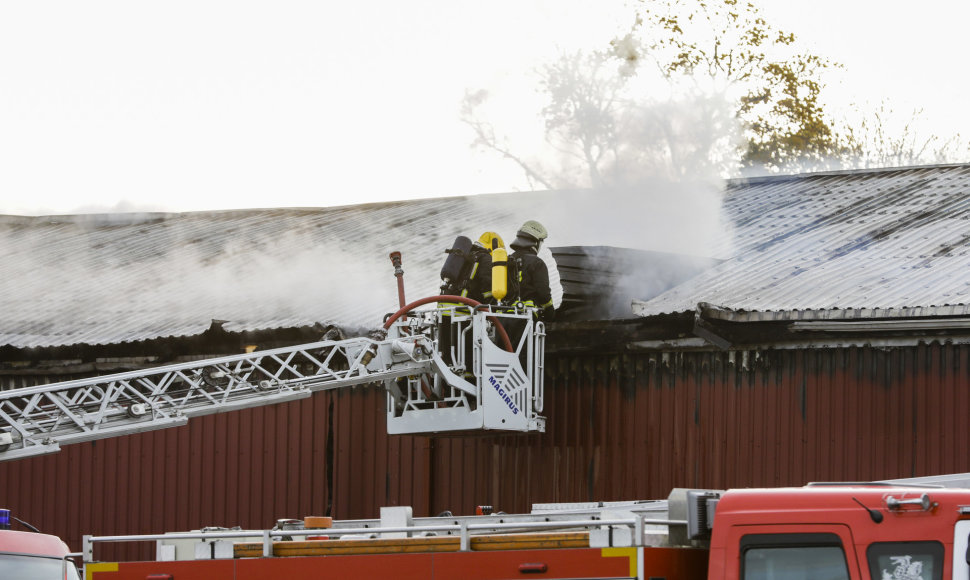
<box><xmin>3</xmin><ymin>342</ymin><xmax>969</xmax><ymax>560</ymax></box>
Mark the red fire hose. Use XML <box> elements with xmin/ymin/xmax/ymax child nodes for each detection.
<box><xmin>383</xmin><ymin>295</ymin><xmax>514</xmax><ymax>353</ymax></box>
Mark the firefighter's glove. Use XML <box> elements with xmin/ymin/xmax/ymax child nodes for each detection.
<box><xmin>540</xmin><ymin>305</ymin><xmax>556</xmax><ymax>322</ymax></box>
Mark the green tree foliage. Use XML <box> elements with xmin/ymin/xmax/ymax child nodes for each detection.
<box><xmin>630</xmin><ymin>0</ymin><xmax>846</xmax><ymax>172</ymax></box>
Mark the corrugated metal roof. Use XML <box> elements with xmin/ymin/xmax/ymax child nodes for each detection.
<box><xmin>1</xmin><ymin>179</ymin><xmax>735</xmax><ymax>349</ymax></box>
<box><xmin>0</xmin><ymin>198</ymin><xmax>541</xmax><ymax>348</ymax></box>
<box><xmin>634</xmin><ymin>164</ymin><xmax>970</xmax><ymax>320</ymax></box>
<box><xmin>12</xmin><ymin>163</ymin><xmax>962</xmax><ymax>347</ymax></box>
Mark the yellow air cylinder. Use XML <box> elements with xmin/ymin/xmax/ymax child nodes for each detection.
<box><xmin>491</xmin><ymin>247</ymin><xmax>508</xmax><ymax>302</ymax></box>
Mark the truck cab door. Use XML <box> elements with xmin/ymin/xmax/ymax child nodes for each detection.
<box><xmin>721</xmin><ymin>524</ymin><xmax>862</xmax><ymax>580</ymax></box>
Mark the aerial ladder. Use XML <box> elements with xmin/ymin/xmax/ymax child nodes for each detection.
<box><xmin>0</xmin><ymin>252</ymin><xmax>547</xmax><ymax>461</ymax></box>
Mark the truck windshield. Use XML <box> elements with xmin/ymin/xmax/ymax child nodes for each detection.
<box><xmin>0</xmin><ymin>553</ymin><xmax>81</xmax><ymax>580</ymax></box>
<box><xmin>744</xmin><ymin>546</ymin><xmax>849</xmax><ymax>580</ymax></box>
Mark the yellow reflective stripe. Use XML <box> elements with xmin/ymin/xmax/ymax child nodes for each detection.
<box><xmin>86</xmin><ymin>562</ymin><xmax>119</xmax><ymax>580</ymax></box>
<box><xmin>600</xmin><ymin>547</ymin><xmax>637</xmax><ymax>578</ymax></box>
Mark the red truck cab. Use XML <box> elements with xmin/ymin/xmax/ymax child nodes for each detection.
<box><xmin>0</xmin><ymin>509</ymin><xmax>80</xmax><ymax>580</ymax></box>
<box><xmin>707</xmin><ymin>485</ymin><xmax>970</xmax><ymax>580</ymax></box>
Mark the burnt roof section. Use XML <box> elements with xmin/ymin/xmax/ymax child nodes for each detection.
<box><xmin>634</xmin><ymin>164</ymin><xmax>970</xmax><ymax>322</ymax></box>
<box><xmin>554</xmin><ymin>246</ymin><xmax>720</xmax><ymax>321</ymax></box>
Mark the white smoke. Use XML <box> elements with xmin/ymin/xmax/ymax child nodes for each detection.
<box><xmin>461</xmin><ymin>50</ymin><xmax>745</xmax><ymax>316</ymax></box>
<box><xmin>0</xmin><ymin>211</ymin><xmax>448</xmax><ymax>347</ymax></box>
<box><xmin>468</xmin><ymin>90</ymin><xmax>742</xmax><ymax>257</ymax></box>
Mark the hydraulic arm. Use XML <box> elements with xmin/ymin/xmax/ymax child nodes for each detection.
<box><xmin>0</xmin><ymin>303</ymin><xmax>546</xmax><ymax>461</ymax></box>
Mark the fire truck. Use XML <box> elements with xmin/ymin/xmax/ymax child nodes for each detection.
<box><xmin>72</xmin><ymin>483</ymin><xmax>970</xmax><ymax>579</ymax></box>
<box><xmin>0</xmin><ymin>509</ymin><xmax>80</xmax><ymax>579</ymax></box>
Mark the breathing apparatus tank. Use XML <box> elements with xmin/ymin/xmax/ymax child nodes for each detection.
<box><xmin>440</xmin><ymin>236</ymin><xmax>473</xmax><ymax>291</ymax></box>
<box><xmin>491</xmin><ymin>246</ymin><xmax>508</xmax><ymax>302</ymax></box>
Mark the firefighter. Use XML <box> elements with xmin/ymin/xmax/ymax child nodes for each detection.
<box><xmin>506</xmin><ymin>220</ymin><xmax>554</xmax><ymax>320</ymax></box>
<box><xmin>438</xmin><ymin>232</ymin><xmax>504</xmax><ymax>373</ymax></box>
<box><xmin>502</xmin><ymin>220</ymin><xmax>554</xmax><ymax>370</ymax></box>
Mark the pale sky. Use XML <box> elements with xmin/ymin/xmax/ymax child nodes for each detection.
<box><xmin>0</xmin><ymin>1</ymin><xmax>967</xmax><ymax>216</ymax></box>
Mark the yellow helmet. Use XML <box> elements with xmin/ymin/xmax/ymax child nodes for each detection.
<box><xmin>478</xmin><ymin>231</ymin><xmax>505</xmax><ymax>250</ymax></box>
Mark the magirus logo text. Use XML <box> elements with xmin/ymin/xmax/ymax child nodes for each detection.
<box><xmin>488</xmin><ymin>375</ymin><xmax>519</xmax><ymax>415</ymax></box>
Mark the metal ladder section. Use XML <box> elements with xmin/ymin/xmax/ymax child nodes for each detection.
<box><xmin>0</xmin><ymin>306</ymin><xmax>547</xmax><ymax>461</ymax></box>
<box><xmin>80</xmin><ymin>499</ymin><xmax>689</xmax><ymax>563</ymax></box>
<box><xmin>0</xmin><ymin>333</ymin><xmax>433</xmax><ymax>461</ymax></box>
